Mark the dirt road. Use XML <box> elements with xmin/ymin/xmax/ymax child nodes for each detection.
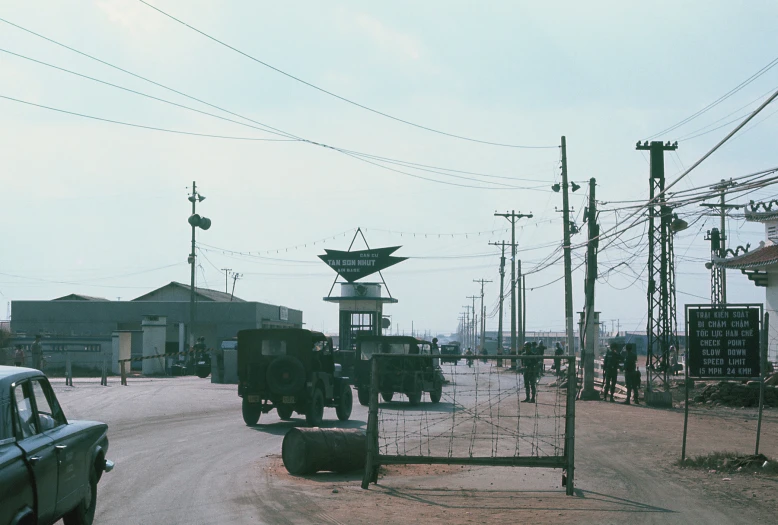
<box><xmin>51</xmin><ymin>374</ymin><xmax>776</xmax><ymax>524</ymax></box>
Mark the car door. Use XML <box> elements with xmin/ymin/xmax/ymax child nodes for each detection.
<box><xmin>30</xmin><ymin>378</ymin><xmax>85</xmax><ymax>515</ymax></box>
<box><xmin>12</xmin><ymin>380</ymin><xmax>59</xmax><ymax>524</ymax></box>
<box><xmin>0</xmin><ymin>398</ymin><xmax>36</xmax><ymax>525</ymax></box>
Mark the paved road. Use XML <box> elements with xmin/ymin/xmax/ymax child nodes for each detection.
<box><xmin>49</xmin><ymin>370</ymin><xmax>775</xmax><ymax>524</ymax></box>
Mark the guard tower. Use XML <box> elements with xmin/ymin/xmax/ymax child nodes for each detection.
<box><xmin>319</xmin><ymin>228</ymin><xmax>406</xmax><ymax>357</ymax></box>
<box><xmin>324</xmin><ymin>282</ymin><xmax>398</xmax><ymax>351</ymax></box>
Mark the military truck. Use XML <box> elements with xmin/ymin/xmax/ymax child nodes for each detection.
<box><xmin>354</xmin><ymin>335</ymin><xmax>445</xmax><ymax>406</ymax></box>
<box><xmin>237</xmin><ymin>328</ymin><xmax>353</xmax><ymax>426</ymax></box>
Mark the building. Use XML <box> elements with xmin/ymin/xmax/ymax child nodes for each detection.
<box><xmin>9</xmin><ymin>281</ymin><xmax>302</xmax><ymax>373</ymax></box>
<box><xmin>714</xmin><ymin>204</ymin><xmax>778</xmax><ymax>366</ymax></box>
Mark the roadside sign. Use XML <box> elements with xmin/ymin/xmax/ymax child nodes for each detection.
<box><xmin>685</xmin><ymin>304</ymin><xmax>762</xmax><ymax>379</ymax></box>
<box><xmin>319</xmin><ymin>247</ymin><xmax>407</xmax><ymax>283</ymax></box>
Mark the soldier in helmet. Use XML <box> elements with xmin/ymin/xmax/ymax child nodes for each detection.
<box><xmin>603</xmin><ymin>343</ymin><xmax>622</xmax><ymax>402</ymax></box>
<box><xmin>623</xmin><ymin>344</ymin><xmax>640</xmax><ymax>405</ymax></box>
<box><xmin>522</xmin><ymin>342</ymin><xmax>538</xmax><ymax>403</ymax></box>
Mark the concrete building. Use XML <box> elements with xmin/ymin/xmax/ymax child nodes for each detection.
<box><xmin>10</xmin><ymin>281</ymin><xmax>302</xmax><ymax>373</ymax></box>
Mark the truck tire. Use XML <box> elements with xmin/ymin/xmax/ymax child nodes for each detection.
<box><xmin>430</xmin><ymin>383</ymin><xmax>442</xmax><ymax>404</ymax></box>
<box><xmin>407</xmin><ymin>391</ymin><xmax>422</xmax><ymax>406</ymax></box>
<box><xmin>277</xmin><ymin>405</ymin><xmax>294</xmax><ymax>420</ymax></box>
<box><xmin>242</xmin><ymin>398</ymin><xmax>261</xmax><ymax>426</ymax></box>
<box><xmin>357</xmin><ymin>388</ymin><xmax>370</xmax><ymax>406</ymax></box>
<box><xmin>336</xmin><ymin>384</ymin><xmax>353</xmax><ymax>421</ymax></box>
<box><xmin>381</xmin><ymin>392</ymin><xmax>394</xmax><ymax>402</ymax></box>
<box><xmin>306</xmin><ymin>388</ymin><xmax>324</xmax><ymax>427</ymax></box>
<box><xmin>63</xmin><ymin>469</ymin><xmax>97</xmax><ymax>525</ymax></box>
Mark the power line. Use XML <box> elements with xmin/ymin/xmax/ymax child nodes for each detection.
<box><xmin>646</xmin><ymin>54</ymin><xmax>778</xmax><ymax>140</ymax></box>
<box><xmin>138</xmin><ymin>0</ymin><xmax>557</xmax><ymax>149</ymax></box>
<box><xmin>0</xmin><ymin>94</ymin><xmax>293</xmax><ymax>142</ymax></box>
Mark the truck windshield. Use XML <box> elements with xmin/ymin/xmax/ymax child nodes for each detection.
<box><xmin>261</xmin><ymin>339</ymin><xmax>287</xmax><ymax>356</ymax></box>
<box><xmin>361</xmin><ymin>342</ymin><xmax>412</xmax><ymax>359</ymax></box>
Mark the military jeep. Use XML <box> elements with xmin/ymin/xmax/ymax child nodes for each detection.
<box><xmin>355</xmin><ymin>335</ymin><xmax>445</xmax><ymax>406</ymax></box>
<box><xmin>237</xmin><ymin>328</ymin><xmax>353</xmax><ymax>426</ymax></box>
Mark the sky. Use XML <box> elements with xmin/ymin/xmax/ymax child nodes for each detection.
<box><xmin>1</xmin><ymin>0</ymin><xmax>777</xmax><ymax>336</ymax></box>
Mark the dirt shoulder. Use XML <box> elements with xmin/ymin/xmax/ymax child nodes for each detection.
<box><xmin>262</xmin><ymin>401</ymin><xmax>777</xmax><ymax>525</ymax></box>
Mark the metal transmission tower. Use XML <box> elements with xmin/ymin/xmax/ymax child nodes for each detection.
<box><xmin>701</xmin><ymin>179</ymin><xmax>739</xmax><ymax>304</ymax></box>
<box><xmin>635</xmin><ymin>141</ymin><xmax>686</xmax><ymax>394</ymax></box>
<box><xmin>705</xmin><ymin>228</ymin><xmax>725</xmax><ymax>304</ymax></box>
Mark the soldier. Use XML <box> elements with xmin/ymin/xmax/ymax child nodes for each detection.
<box><xmin>603</xmin><ymin>343</ymin><xmax>621</xmax><ymax>402</ymax></box>
<box><xmin>522</xmin><ymin>342</ymin><xmax>538</xmax><ymax>403</ymax></box>
<box><xmin>431</xmin><ymin>337</ymin><xmax>440</xmax><ymax>369</ymax></box>
<box><xmin>14</xmin><ymin>345</ymin><xmax>25</xmax><ymax>367</ymax></box>
<box><xmin>553</xmin><ymin>342</ymin><xmax>564</xmax><ymax>376</ymax></box>
<box><xmin>538</xmin><ymin>341</ymin><xmax>547</xmax><ymax>375</ymax></box>
<box><xmin>623</xmin><ymin>344</ymin><xmax>640</xmax><ymax>405</ymax></box>
<box><xmin>31</xmin><ymin>335</ymin><xmax>43</xmax><ymax>370</ymax></box>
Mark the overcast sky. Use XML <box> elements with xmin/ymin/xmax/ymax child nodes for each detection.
<box><xmin>1</xmin><ymin>0</ymin><xmax>777</xmax><ymax>336</ymax></box>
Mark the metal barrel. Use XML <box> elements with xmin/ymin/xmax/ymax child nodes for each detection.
<box><xmin>282</xmin><ymin>427</ymin><xmax>366</xmax><ymax>475</ymax></box>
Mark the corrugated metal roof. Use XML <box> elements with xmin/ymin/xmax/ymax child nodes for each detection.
<box><xmin>52</xmin><ymin>294</ymin><xmax>109</xmax><ymax>301</ymax></box>
<box><xmin>132</xmin><ymin>282</ymin><xmax>246</xmax><ymax>302</ymax></box>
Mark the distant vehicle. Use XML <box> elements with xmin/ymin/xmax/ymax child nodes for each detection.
<box><xmin>0</xmin><ymin>366</ymin><xmax>114</xmax><ymax>525</ymax></box>
<box><xmin>355</xmin><ymin>335</ymin><xmax>445</xmax><ymax>406</ymax></box>
<box><xmin>439</xmin><ymin>342</ymin><xmax>462</xmax><ymax>364</ymax></box>
<box><xmin>237</xmin><ymin>328</ymin><xmax>353</xmax><ymax>426</ymax></box>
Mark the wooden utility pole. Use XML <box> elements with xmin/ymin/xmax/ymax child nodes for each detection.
<box><xmin>560</xmin><ymin>137</ymin><xmax>575</xmax><ymax>356</ymax></box>
<box><xmin>490</xmin><ymin>241</ymin><xmax>514</xmax><ymax>355</ymax></box>
<box><xmin>494</xmin><ymin>211</ymin><xmax>533</xmax><ymax>356</ymax></box>
<box><xmin>468</xmin><ymin>295</ymin><xmax>479</xmax><ymax>350</ymax></box>
<box><xmin>221</xmin><ymin>268</ymin><xmax>232</xmax><ymax>294</ymax></box>
<box><xmin>474</xmin><ymin>279</ymin><xmax>492</xmax><ymax>353</ymax></box>
<box><xmin>581</xmin><ymin>177</ymin><xmax>599</xmax><ymax>400</ymax></box>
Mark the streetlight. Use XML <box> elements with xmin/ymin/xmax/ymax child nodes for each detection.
<box><xmin>188</xmin><ymin>181</ymin><xmax>212</xmax><ymax>368</ymax></box>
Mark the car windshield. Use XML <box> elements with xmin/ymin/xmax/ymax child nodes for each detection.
<box><xmin>261</xmin><ymin>339</ymin><xmax>287</xmax><ymax>356</ymax></box>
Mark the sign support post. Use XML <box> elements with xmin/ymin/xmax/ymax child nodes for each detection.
<box><xmin>755</xmin><ymin>312</ymin><xmax>768</xmax><ymax>455</ymax></box>
<box><xmin>682</xmin><ymin>349</ymin><xmax>690</xmax><ymax>461</ymax></box>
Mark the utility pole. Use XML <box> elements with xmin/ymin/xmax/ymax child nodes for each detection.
<box><xmin>474</xmin><ymin>279</ymin><xmax>492</xmax><ymax>353</ymax></box>
<box><xmin>230</xmin><ymin>272</ymin><xmax>242</xmax><ymax>301</ymax></box>
<box><xmin>554</xmin><ymin>136</ymin><xmax>577</xmax><ymax>357</ymax></box>
<box><xmin>462</xmin><ymin>305</ymin><xmax>472</xmax><ymax>349</ymax></box>
<box><xmin>221</xmin><ymin>268</ymin><xmax>232</xmax><ymax>294</ymax></box>
<box><xmin>187</xmin><ymin>182</ymin><xmax>212</xmax><ymax>360</ymax></box>
<box><xmin>495</xmin><ymin>211</ymin><xmax>533</xmax><ymax>356</ymax></box>
<box><xmin>701</xmin><ymin>179</ymin><xmax>738</xmax><ymax>304</ymax></box>
<box><xmin>636</xmin><ymin>140</ymin><xmax>685</xmax><ymax>397</ymax></box>
<box><xmin>581</xmin><ymin>177</ymin><xmax>599</xmax><ymax>400</ymax></box>
<box><xmin>490</xmin><ymin>241</ymin><xmax>513</xmax><ymax>355</ymax></box>
<box><xmin>517</xmin><ymin>260</ymin><xmax>523</xmax><ymax>349</ymax></box>
<box><xmin>468</xmin><ymin>295</ymin><xmax>479</xmax><ymax>350</ymax></box>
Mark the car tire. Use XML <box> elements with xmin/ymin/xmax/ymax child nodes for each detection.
<box><xmin>407</xmin><ymin>391</ymin><xmax>422</xmax><ymax>406</ymax></box>
<box><xmin>63</xmin><ymin>469</ymin><xmax>97</xmax><ymax>525</ymax></box>
<box><xmin>306</xmin><ymin>388</ymin><xmax>324</xmax><ymax>427</ymax></box>
<box><xmin>242</xmin><ymin>398</ymin><xmax>261</xmax><ymax>426</ymax></box>
<box><xmin>357</xmin><ymin>388</ymin><xmax>370</xmax><ymax>406</ymax></box>
<box><xmin>196</xmin><ymin>368</ymin><xmax>210</xmax><ymax>379</ymax></box>
<box><xmin>430</xmin><ymin>384</ymin><xmax>442</xmax><ymax>404</ymax></box>
<box><xmin>336</xmin><ymin>384</ymin><xmax>353</xmax><ymax>421</ymax></box>
<box><xmin>277</xmin><ymin>405</ymin><xmax>294</xmax><ymax>420</ymax></box>
<box><xmin>266</xmin><ymin>356</ymin><xmax>306</xmax><ymax>395</ymax></box>
<box><xmin>381</xmin><ymin>392</ymin><xmax>394</xmax><ymax>402</ymax></box>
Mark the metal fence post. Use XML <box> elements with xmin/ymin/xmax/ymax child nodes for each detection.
<box><xmin>362</xmin><ymin>356</ymin><xmax>381</xmax><ymax>489</ymax></box>
<box><xmin>565</xmin><ymin>355</ymin><xmax>576</xmax><ymax>496</ymax></box>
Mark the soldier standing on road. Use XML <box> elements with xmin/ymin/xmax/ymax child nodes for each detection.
<box><xmin>623</xmin><ymin>344</ymin><xmax>640</xmax><ymax>405</ymax></box>
<box><xmin>603</xmin><ymin>343</ymin><xmax>621</xmax><ymax>402</ymax></box>
<box><xmin>14</xmin><ymin>345</ymin><xmax>25</xmax><ymax>367</ymax></box>
<box><xmin>31</xmin><ymin>335</ymin><xmax>43</xmax><ymax>370</ymax></box>
<box><xmin>553</xmin><ymin>342</ymin><xmax>564</xmax><ymax>376</ymax></box>
<box><xmin>522</xmin><ymin>342</ymin><xmax>538</xmax><ymax>403</ymax></box>
<box><xmin>431</xmin><ymin>337</ymin><xmax>440</xmax><ymax>369</ymax></box>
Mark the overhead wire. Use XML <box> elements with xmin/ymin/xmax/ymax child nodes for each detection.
<box><xmin>138</xmin><ymin>0</ymin><xmax>557</xmax><ymax>149</ymax></box>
